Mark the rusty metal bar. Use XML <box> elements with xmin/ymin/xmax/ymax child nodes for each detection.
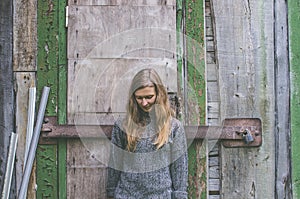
<box><xmin>41</xmin><ymin>117</ymin><xmax>262</xmax><ymax>147</ymax></box>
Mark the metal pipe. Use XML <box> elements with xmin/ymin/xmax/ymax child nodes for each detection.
<box><xmin>24</xmin><ymin>87</ymin><xmax>36</xmax><ymax>168</ymax></box>
<box><xmin>18</xmin><ymin>87</ymin><xmax>50</xmax><ymax>199</ymax></box>
<box><xmin>1</xmin><ymin>132</ymin><xmax>18</xmax><ymax>199</ymax></box>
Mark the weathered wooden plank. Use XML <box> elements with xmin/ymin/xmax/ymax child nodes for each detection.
<box><xmin>183</xmin><ymin>0</ymin><xmax>207</xmax><ymax>198</ymax></box>
<box><xmin>289</xmin><ymin>0</ymin><xmax>300</xmax><ymax>198</ymax></box>
<box><xmin>36</xmin><ymin>145</ymin><xmax>58</xmax><ymax>199</ymax></box>
<box><xmin>67</xmin><ymin>139</ymin><xmax>110</xmax><ymax>199</ymax></box>
<box><xmin>213</xmin><ymin>0</ymin><xmax>275</xmax><ymax>198</ymax></box>
<box><xmin>15</xmin><ymin>72</ymin><xmax>37</xmax><ymax>199</ymax></box>
<box><xmin>68</xmin><ymin>0</ymin><xmax>176</xmax><ymax>6</ymax></box>
<box><xmin>58</xmin><ymin>139</ymin><xmax>67</xmax><ymax>199</ymax></box>
<box><xmin>37</xmin><ymin>0</ymin><xmax>59</xmax><ymax>116</ymax></box>
<box><xmin>68</xmin><ymin>5</ymin><xmax>176</xmax><ymax>59</ymax></box>
<box><xmin>0</xmin><ymin>0</ymin><xmax>15</xmax><ymax>196</ymax></box>
<box><xmin>67</xmin><ymin>58</ymin><xmax>177</xmax><ymax>124</ymax></box>
<box><xmin>207</xmin><ymin>64</ymin><xmax>217</xmax><ymax>81</ymax></box>
<box><xmin>274</xmin><ymin>0</ymin><xmax>292</xmax><ymax>198</ymax></box>
<box><xmin>13</xmin><ymin>0</ymin><xmax>37</xmax><ymax>71</ymax></box>
<box><xmin>208</xmin><ymin>179</ymin><xmax>220</xmax><ymax>192</ymax></box>
<box><xmin>207</xmin><ymin>82</ymin><xmax>219</xmax><ymax>101</ymax></box>
<box><xmin>208</xmin><ymin>195</ymin><xmax>220</xmax><ymax>199</ymax></box>
<box><xmin>58</xmin><ymin>0</ymin><xmax>68</xmax><ymax>124</ymax></box>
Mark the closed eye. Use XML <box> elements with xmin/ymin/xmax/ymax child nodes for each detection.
<box><xmin>135</xmin><ymin>95</ymin><xmax>154</xmax><ymax>100</ymax></box>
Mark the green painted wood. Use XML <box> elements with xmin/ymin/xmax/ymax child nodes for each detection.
<box><xmin>58</xmin><ymin>0</ymin><xmax>67</xmax><ymax>124</ymax></box>
<box><xmin>58</xmin><ymin>139</ymin><xmax>67</xmax><ymax>199</ymax></box>
<box><xmin>185</xmin><ymin>1</ymin><xmax>206</xmax><ymax>198</ymax></box>
<box><xmin>177</xmin><ymin>0</ymin><xmax>206</xmax><ymax>198</ymax></box>
<box><xmin>37</xmin><ymin>0</ymin><xmax>59</xmax><ymax>116</ymax></box>
<box><xmin>37</xmin><ymin>1</ymin><xmax>67</xmax><ymax>198</ymax></box>
<box><xmin>289</xmin><ymin>0</ymin><xmax>300</xmax><ymax>198</ymax></box>
<box><xmin>185</xmin><ymin>0</ymin><xmax>205</xmax><ymax>125</ymax></box>
<box><xmin>36</xmin><ymin>145</ymin><xmax>58</xmax><ymax>198</ymax></box>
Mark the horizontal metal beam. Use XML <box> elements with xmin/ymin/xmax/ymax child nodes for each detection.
<box><xmin>41</xmin><ymin>117</ymin><xmax>262</xmax><ymax>147</ymax></box>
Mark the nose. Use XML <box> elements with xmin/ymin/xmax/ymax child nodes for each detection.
<box><xmin>142</xmin><ymin>98</ymin><xmax>148</xmax><ymax>106</ymax></box>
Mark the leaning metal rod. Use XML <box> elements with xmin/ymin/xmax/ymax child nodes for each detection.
<box><xmin>1</xmin><ymin>132</ymin><xmax>18</xmax><ymax>199</ymax></box>
<box><xmin>18</xmin><ymin>86</ymin><xmax>50</xmax><ymax>199</ymax></box>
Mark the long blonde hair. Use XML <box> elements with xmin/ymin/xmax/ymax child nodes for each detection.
<box><xmin>123</xmin><ymin>68</ymin><xmax>174</xmax><ymax>151</ymax></box>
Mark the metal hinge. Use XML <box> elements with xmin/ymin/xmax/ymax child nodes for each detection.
<box><xmin>41</xmin><ymin>117</ymin><xmax>262</xmax><ymax>148</ymax></box>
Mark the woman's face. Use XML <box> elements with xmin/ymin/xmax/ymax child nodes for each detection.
<box><xmin>134</xmin><ymin>86</ymin><xmax>157</xmax><ymax>112</ymax></box>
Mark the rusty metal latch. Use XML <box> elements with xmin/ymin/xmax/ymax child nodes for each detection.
<box><xmin>41</xmin><ymin>117</ymin><xmax>262</xmax><ymax>148</ymax></box>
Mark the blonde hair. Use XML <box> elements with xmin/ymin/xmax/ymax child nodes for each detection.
<box><xmin>123</xmin><ymin>68</ymin><xmax>174</xmax><ymax>151</ymax></box>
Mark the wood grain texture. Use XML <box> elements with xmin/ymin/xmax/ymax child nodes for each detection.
<box><xmin>13</xmin><ymin>0</ymin><xmax>37</xmax><ymax>71</ymax></box>
<box><xmin>67</xmin><ymin>58</ymin><xmax>177</xmax><ymax>124</ymax></box>
<box><xmin>213</xmin><ymin>0</ymin><xmax>276</xmax><ymax>198</ymax></box>
<box><xmin>68</xmin><ymin>0</ymin><xmax>176</xmax><ymax>6</ymax></box>
<box><xmin>68</xmin><ymin>5</ymin><xmax>176</xmax><ymax>59</ymax></box>
<box><xmin>274</xmin><ymin>0</ymin><xmax>292</xmax><ymax>198</ymax></box>
<box><xmin>67</xmin><ymin>139</ymin><xmax>110</xmax><ymax>199</ymax></box>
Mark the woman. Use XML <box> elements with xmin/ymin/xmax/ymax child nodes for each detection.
<box><xmin>107</xmin><ymin>68</ymin><xmax>188</xmax><ymax>199</ymax></box>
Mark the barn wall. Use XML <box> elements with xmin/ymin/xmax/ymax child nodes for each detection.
<box><xmin>289</xmin><ymin>0</ymin><xmax>300</xmax><ymax>198</ymax></box>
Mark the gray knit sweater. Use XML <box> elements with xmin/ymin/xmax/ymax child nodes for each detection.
<box><xmin>106</xmin><ymin>117</ymin><xmax>188</xmax><ymax>199</ymax></box>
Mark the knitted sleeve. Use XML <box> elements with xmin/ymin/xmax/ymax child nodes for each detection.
<box><xmin>170</xmin><ymin>120</ymin><xmax>188</xmax><ymax>199</ymax></box>
<box><xmin>106</xmin><ymin>122</ymin><xmax>125</xmax><ymax>197</ymax></box>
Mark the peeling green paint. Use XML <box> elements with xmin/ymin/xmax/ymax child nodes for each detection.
<box><xmin>288</xmin><ymin>0</ymin><xmax>300</xmax><ymax>198</ymax></box>
<box><xmin>37</xmin><ymin>0</ymin><xmax>59</xmax><ymax>116</ymax></box>
<box><xmin>36</xmin><ymin>145</ymin><xmax>58</xmax><ymax>199</ymax></box>
<box><xmin>37</xmin><ymin>0</ymin><xmax>67</xmax><ymax>198</ymax></box>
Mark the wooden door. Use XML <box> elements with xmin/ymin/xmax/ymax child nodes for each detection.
<box><xmin>35</xmin><ymin>0</ymin><xmax>207</xmax><ymax>198</ymax></box>
<box><xmin>65</xmin><ymin>1</ymin><xmax>204</xmax><ymax>198</ymax></box>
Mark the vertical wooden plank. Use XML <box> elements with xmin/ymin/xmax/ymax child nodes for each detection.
<box><xmin>36</xmin><ymin>144</ymin><xmax>58</xmax><ymax>198</ymax></box>
<box><xmin>213</xmin><ymin>0</ymin><xmax>276</xmax><ymax>198</ymax></box>
<box><xmin>289</xmin><ymin>0</ymin><xmax>300</xmax><ymax>198</ymax></box>
<box><xmin>13</xmin><ymin>0</ymin><xmax>37</xmax><ymax>71</ymax></box>
<box><xmin>15</xmin><ymin>73</ymin><xmax>37</xmax><ymax>198</ymax></box>
<box><xmin>37</xmin><ymin>1</ymin><xmax>61</xmax><ymax>198</ymax></box>
<box><xmin>274</xmin><ymin>0</ymin><xmax>292</xmax><ymax>198</ymax></box>
<box><xmin>0</xmin><ymin>0</ymin><xmax>15</xmax><ymax>197</ymax></box>
<box><xmin>58</xmin><ymin>139</ymin><xmax>67</xmax><ymax>199</ymax></box>
<box><xmin>58</xmin><ymin>0</ymin><xmax>67</xmax><ymax>124</ymax></box>
<box><xmin>37</xmin><ymin>0</ymin><xmax>58</xmax><ymax>116</ymax></box>
<box><xmin>57</xmin><ymin>1</ymin><xmax>68</xmax><ymax>197</ymax></box>
<box><xmin>183</xmin><ymin>0</ymin><xmax>207</xmax><ymax>198</ymax></box>
<box><xmin>13</xmin><ymin>0</ymin><xmax>38</xmax><ymax>197</ymax></box>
